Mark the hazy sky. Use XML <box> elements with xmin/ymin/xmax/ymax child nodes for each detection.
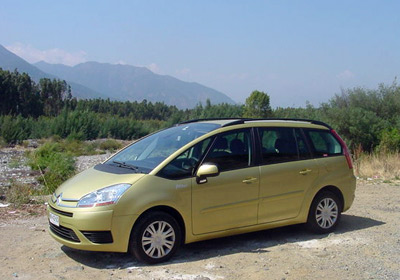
<box><xmin>1</xmin><ymin>0</ymin><xmax>399</xmax><ymax>107</ymax></box>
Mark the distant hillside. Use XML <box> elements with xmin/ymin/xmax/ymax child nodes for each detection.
<box><xmin>1</xmin><ymin>44</ymin><xmax>235</xmax><ymax>108</ymax></box>
<box><xmin>34</xmin><ymin>61</ymin><xmax>235</xmax><ymax>108</ymax></box>
<box><xmin>0</xmin><ymin>45</ymin><xmax>107</xmax><ymax>99</ymax></box>
<box><xmin>0</xmin><ymin>44</ymin><xmax>52</xmax><ymax>81</ymax></box>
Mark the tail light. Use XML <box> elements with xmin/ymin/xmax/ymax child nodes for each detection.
<box><xmin>331</xmin><ymin>129</ymin><xmax>353</xmax><ymax>169</ymax></box>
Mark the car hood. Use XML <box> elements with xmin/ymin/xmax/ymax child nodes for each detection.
<box><xmin>54</xmin><ymin>165</ymin><xmax>146</xmax><ymax>200</ymax></box>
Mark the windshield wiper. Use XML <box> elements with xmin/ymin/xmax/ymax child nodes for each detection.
<box><xmin>112</xmin><ymin>160</ymin><xmax>139</xmax><ymax>171</ymax></box>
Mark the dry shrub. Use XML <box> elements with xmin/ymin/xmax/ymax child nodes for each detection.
<box><xmin>6</xmin><ymin>181</ymin><xmax>32</xmax><ymax>206</ymax></box>
<box><xmin>99</xmin><ymin>139</ymin><xmax>123</xmax><ymax>152</ymax></box>
<box><xmin>354</xmin><ymin>151</ymin><xmax>400</xmax><ymax>180</ymax></box>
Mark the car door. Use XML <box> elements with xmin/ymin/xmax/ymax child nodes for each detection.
<box><xmin>192</xmin><ymin>128</ymin><xmax>260</xmax><ymax>235</ymax></box>
<box><xmin>257</xmin><ymin>127</ymin><xmax>319</xmax><ymax>224</ymax></box>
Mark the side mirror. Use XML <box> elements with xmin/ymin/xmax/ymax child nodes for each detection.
<box><xmin>196</xmin><ymin>163</ymin><xmax>219</xmax><ymax>184</ymax></box>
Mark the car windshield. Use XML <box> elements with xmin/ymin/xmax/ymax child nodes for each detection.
<box><xmin>106</xmin><ymin>123</ymin><xmax>220</xmax><ymax>173</ymax></box>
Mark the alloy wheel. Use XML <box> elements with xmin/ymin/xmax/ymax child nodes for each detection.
<box><xmin>315</xmin><ymin>198</ymin><xmax>338</xmax><ymax>229</ymax></box>
<box><xmin>141</xmin><ymin>221</ymin><xmax>176</xmax><ymax>259</ymax></box>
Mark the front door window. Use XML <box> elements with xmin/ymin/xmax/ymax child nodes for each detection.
<box><xmin>204</xmin><ymin>129</ymin><xmax>252</xmax><ymax>171</ymax></box>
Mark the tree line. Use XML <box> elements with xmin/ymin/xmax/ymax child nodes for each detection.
<box><xmin>0</xmin><ymin>69</ymin><xmax>73</xmax><ymax>117</ymax></box>
<box><xmin>1</xmin><ymin>68</ymin><xmax>399</xmax><ymax>152</ymax></box>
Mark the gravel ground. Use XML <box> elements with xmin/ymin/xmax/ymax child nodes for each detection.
<box><xmin>0</xmin><ymin>148</ymin><xmax>39</xmax><ymax>194</ymax></box>
<box><xmin>0</xmin><ymin>147</ymin><xmax>111</xmax><ymax>196</ymax></box>
<box><xmin>75</xmin><ymin>153</ymin><xmax>112</xmax><ymax>173</ymax></box>
<box><xmin>0</xmin><ymin>151</ymin><xmax>399</xmax><ymax>280</ymax></box>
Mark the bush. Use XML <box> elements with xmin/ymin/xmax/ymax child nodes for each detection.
<box><xmin>28</xmin><ymin>142</ymin><xmax>76</xmax><ymax>194</ymax></box>
<box><xmin>378</xmin><ymin>128</ymin><xmax>400</xmax><ymax>152</ymax></box>
<box><xmin>99</xmin><ymin>139</ymin><xmax>123</xmax><ymax>152</ymax></box>
<box><xmin>0</xmin><ymin>136</ymin><xmax>6</xmax><ymax>148</ymax></box>
<box><xmin>80</xmin><ymin>141</ymin><xmax>99</xmax><ymax>155</ymax></box>
<box><xmin>63</xmin><ymin>139</ymin><xmax>93</xmax><ymax>156</ymax></box>
<box><xmin>6</xmin><ymin>181</ymin><xmax>32</xmax><ymax>206</ymax></box>
<box><xmin>27</xmin><ymin>142</ymin><xmax>62</xmax><ymax>170</ymax></box>
<box><xmin>39</xmin><ymin>153</ymin><xmax>75</xmax><ymax>194</ymax></box>
<box><xmin>0</xmin><ymin>115</ymin><xmax>30</xmax><ymax>144</ymax></box>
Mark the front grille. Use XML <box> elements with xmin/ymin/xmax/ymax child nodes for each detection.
<box><xmin>49</xmin><ymin>205</ymin><xmax>73</xmax><ymax>217</ymax></box>
<box><xmin>81</xmin><ymin>231</ymin><xmax>113</xmax><ymax>244</ymax></box>
<box><xmin>49</xmin><ymin>223</ymin><xmax>80</xmax><ymax>243</ymax></box>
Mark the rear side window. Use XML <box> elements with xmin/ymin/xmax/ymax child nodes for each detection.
<box><xmin>258</xmin><ymin>127</ymin><xmax>311</xmax><ymax>164</ymax></box>
<box><xmin>306</xmin><ymin>130</ymin><xmax>342</xmax><ymax>157</ymax></box>
<box><xmin>295</xmin><ymin>129</ymin><xmax>312</xmax><ymax>160</ymax></box>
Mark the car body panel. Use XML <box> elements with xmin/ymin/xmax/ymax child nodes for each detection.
<box><xmin>54</xmin><ymin>167</ymin><xmax>145</xmax><ymax>200</ymax></box>
<box><xmin>258</xmin><ymin>159</ymin><xmax>319</xmax><ymax>223</ymax></box>
<box><xmin>47</xmin><ymin>204</ymin><xmax>137</xmax><ymax>252</ymax></box>
<box><xmin>192</xmin><ymin>166</ymin><xmax>259</xmax><ymax>234</ymax></box>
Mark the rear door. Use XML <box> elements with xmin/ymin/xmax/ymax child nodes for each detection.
<box><xmin>257</xmin><ymin>127</ymin><xmax>319</xmax><ymax>223</ymax></box>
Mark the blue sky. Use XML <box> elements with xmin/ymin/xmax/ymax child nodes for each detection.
<box><xmin>1</xmin><ymin>0</ymin><xmax>400</xmax><ymax>107</ymax></box>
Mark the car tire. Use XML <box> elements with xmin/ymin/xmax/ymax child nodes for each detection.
<box><xmin>129</xmin><ymin>211</ymin><xmax>181</xmax><ymax>264</ymax></box>
<box><xmin>306</xmin><ymin>191</ymin><xmax>342</xmax><ymax>234</ymax></box>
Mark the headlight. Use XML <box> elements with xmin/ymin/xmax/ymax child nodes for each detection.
<box><xmin>77</xmin><ymin>183</ymin><xmax>131</xmax><ymax>208</ymax></box>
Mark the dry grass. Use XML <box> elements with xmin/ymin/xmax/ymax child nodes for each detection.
<box><xmin>354</xmin><ymin>151</ymin><xmax>400</xmax><ymax>180</ymax></box>
<box><xmin>6</xmin><ymin>181</ymin><xmax>33</xmax><ymax>206</ymax></box>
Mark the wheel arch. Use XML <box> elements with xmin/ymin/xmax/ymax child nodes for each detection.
<box><xmin>313</xmin><ymin>185</ymin><xmax>344</xmax><ymax>212</ymax></box>
<box><xmin>130</xmin><ymin>205</ymin><xmax>186</xmax><ymax>246</ymax></box>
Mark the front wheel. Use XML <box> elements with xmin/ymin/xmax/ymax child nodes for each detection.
<box><xmin>129</xmin><ymin>212</ymin><xmax>181</xmax><ymax>264</ymax></box>
<box><xmin>306</xmin><ymin>191</ymin><xmax>342</xmax><ymax>234</ymax></box>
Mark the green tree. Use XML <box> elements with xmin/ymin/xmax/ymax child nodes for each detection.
<box><xmin>377</xmin><ymin>128</ymin><xmax>400</xmax><ymax>152</ymax></box>
<box><xmin>0</xmin><ymin>68</ymin><xmax>43</xmax><ymax>117</ymax></box>
<box><xmin>244</xmin><ymin>90</ymin><xmax>272</xmax><ymax>118</ymax></box>
<box><xmin>0</xmin><ymin>115</ymin><xmax>31</xmax><ymax>144</ymax></box>
<box><xmin>39</xmin><ymin>78</ymin><xmax>70</xmax><ymax>116</ymax></box>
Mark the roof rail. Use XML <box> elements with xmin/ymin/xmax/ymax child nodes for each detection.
<box><xmin>178</xmin><ymin>118</ymin><xmax>332</xmax><ymax>129</ymax></box>
<box><xmin>243</xmin><ymin>118</ymin><xmax>333</xmax><ymax>129</ymax></box>
<box><xmin>178</xmin><ymin>118</ymin><xmax>242</xmax><ymax>125</ymax></box>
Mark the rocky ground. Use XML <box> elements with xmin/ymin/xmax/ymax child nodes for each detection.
<box><xmin>0</xmin><ymin>146</ymin><xmax>111</xmax><ymax>197</ymax></box>
<box><xmin>0</xmin><ymin>148</ymin><xmax>399</xmax><ymax>280</ymax></box>
<box><xmin>0</xmin><ymin>147</ymin><xmax>38</xmax><ymax>195</ymax></box>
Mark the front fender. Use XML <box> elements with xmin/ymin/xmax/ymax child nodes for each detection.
<box><xmin>113</xmin><ymin>175</ymin><xmax>192</xmax><ymax>240</ymax></box>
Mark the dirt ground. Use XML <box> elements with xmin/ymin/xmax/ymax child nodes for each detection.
<box><xmin>1</xmin><ymin>181</ymin><xmax>399</xmax><ymax>280</ymax></box>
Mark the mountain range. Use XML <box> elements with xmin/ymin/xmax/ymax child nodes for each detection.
<box><xmin>0</xmin><ymin>44</ymin><xmax>235</xmax><ymax>108</ymax></box>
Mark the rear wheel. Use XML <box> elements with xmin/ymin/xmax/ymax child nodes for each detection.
<box><xmin>306</xmin><ymin>191</ymin><xmax>342</xmax><ymax>234</ymax></box>
<box><xmin>129</xmin><ymin>211</ymin><xmax>181</xmax><ymax>264</ymax></box>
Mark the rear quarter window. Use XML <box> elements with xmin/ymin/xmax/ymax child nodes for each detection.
<box><xmin>306</xmin><ymin>130</ymin><xmax>342</xmax><ymax>157</ymax></box>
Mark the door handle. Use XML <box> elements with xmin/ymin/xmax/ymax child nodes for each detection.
<box><xmin>242</xmin><ymin>177</ymin><xmax>258</xmax><ymax>184</ymax></box>
<box><xmin>299</xmin><ymin>169</ymin><xmax>312</xmax><ymax>175</ymax></box>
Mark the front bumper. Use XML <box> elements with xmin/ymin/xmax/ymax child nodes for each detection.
<box><xmin>47</xmin><ymin>203</ymin><xmax>138</xmax><ymax>252</ymax></box>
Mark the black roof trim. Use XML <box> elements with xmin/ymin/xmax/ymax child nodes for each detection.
<box><xmin>178</xmin><ymin>118</ymin><xmax>332</xmax><ymax>129</ymax></box>
<box><xmin>178</xmin><ymin>118</ymin><xmax>241</xmax><ymax>126</ymax></box>
<box><xmin>245</xmin><ymin>118</ymin><xmax>332</xmax><ymax>129</ymax></box>
<box><xmin>179</xmin><ymin>118</ymin><xmax>241</xmax><ymax>124</ymax></box>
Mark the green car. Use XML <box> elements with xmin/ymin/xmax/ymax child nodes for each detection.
<box><xmin>47</xmin><ymin>118</ymin><xmax>356</xmax><ymax>263</ymax></box>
